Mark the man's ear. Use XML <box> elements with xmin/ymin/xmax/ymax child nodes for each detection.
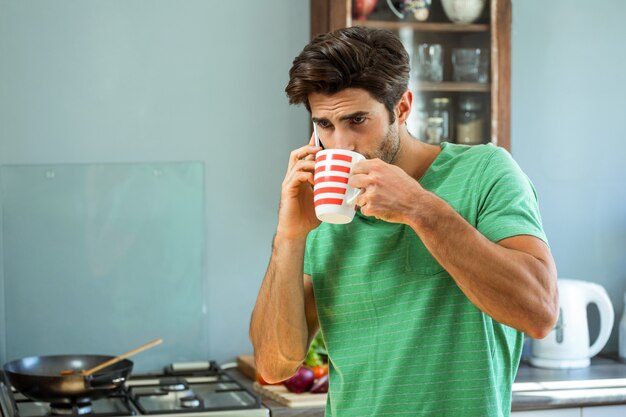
<box><xmin>395</xmin><ymin>89</ymin><xmax>413</xmax><ymax>125</ymax></box>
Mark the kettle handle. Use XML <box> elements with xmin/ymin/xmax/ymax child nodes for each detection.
<box><xmin>585</xmin><ymin>283</ymin><xmax>615</xmax><ymax>358</ymax></box>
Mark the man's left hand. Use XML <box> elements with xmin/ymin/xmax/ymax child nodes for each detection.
<box><xmin>349</xmin><ymin>158</ymin><xmax>424</xmax><ymax>224</ymax></box>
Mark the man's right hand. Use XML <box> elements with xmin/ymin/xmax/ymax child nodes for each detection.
<box><xmin>276</xmin><ymin>135</ymin><xmax>322</xmax><ymax>241</ymax></box>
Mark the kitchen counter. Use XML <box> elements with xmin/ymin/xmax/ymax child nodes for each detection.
<box><xmin>512</xmin><ymin>355</ymin><xmax>626</xmax><ymax>411</ymax></box>
<box><xmin>228</xmin><ymin>355</ymin><xmax>626</xmax><ymax>416</ymax></box>
<box><xmin>227</xmin><ymin>368</ymin><xmax>323</xmax><ymax>417</ymax></box>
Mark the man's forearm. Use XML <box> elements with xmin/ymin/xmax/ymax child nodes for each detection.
<box><xmin>249</xmin><ymin>234</ymin><xmax>310</xmax><ymax>383</ymax></box>
<box><xmin>406</xmin><ymin>191</ymin><xmax>557</xmax><ymax>338</ymax></box>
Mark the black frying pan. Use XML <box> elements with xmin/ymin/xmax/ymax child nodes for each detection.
<box><xmin>3</xmin><ymin>355</ymin><xmax>133</xmax><ymax>404</ymax></box>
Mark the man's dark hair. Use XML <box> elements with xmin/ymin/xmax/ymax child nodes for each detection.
<box><xmin>285</xmin><ymin>26</ymin><xmax>410</xmax><ymax>123</ymax></box>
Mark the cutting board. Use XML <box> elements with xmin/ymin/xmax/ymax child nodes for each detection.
<box><xmin>253</xmin><ymin>382</ymin><xmax>327</xmax><ymax>408</ymax></box>
<box><xmin>236</xmin><ymin>355</ymin><xmax>258</xmax><ymax>381</ymax></box>
<box><xmin>237</xmin><ymin>355</ymin><xmax>327</xmax><ymax>408</ymax></box>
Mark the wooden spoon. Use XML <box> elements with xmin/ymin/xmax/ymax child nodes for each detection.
<box><xmin>60</xmin><ymin>338</ymin><xmax>163</xmax><ymax>376</ymax></box>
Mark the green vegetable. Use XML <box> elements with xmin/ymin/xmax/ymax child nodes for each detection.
<box><xmin>304</xmin><ymin>332</ymin><xmax>328</xmax><ymax>368</ymax></box>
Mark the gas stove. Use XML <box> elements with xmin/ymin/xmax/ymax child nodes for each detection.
<box><xmin>0</xmin><ymin>362</ymin><xmax>268</xmax><ymax>417</ymax></box>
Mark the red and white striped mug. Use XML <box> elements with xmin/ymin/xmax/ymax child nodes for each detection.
<box><xmin>313</xmin><ymin>149</ymin><xmax>365</xmax><ymax>224</ymax></box>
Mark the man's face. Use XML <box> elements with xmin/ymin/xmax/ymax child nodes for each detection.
<box><xmin>309</xmin><ymin>88</ymin><xmax>400</xmax><ymax>163</ymax></box>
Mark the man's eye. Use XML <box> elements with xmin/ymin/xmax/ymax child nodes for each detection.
<box><xmin>317</xmin><ymin>121</ymin><xmax>331</xmax><ymax>129</ymax></box>
<box><xmin>351</xmin><ymin>116</ymin><xmax>366</xmax><ymax>124</ymax></box>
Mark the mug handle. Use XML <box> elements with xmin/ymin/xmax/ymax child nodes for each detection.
<box><xmin>346</xmin><ymin>187</ymin><xmax>361</xmax><ymax>206</ymax></box>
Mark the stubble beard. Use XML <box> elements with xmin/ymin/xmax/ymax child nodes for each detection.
<box><xmin>364</xmin><ymin>122</ymin><xmax>401</xmax><ymax>164</ymax></box>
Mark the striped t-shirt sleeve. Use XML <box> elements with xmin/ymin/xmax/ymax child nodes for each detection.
<box><xmin>476</xmin><ymin>147</ymin><xmax>548</xmax><ymax>245</ymax></box>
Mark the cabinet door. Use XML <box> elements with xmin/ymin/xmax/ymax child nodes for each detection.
<box><xmin>581</xmin><ymin>404</ymin><xmax>626</xmax><ymax>416</ymax></box>
<box><xmin>511</xmin><ymin>409</ymin><xmax>581</xmax><ymax>417</ymax></box>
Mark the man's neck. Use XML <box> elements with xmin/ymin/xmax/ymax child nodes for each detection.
<box><xmin>394</xmin><ymin>128</ymin><xmax>442</xmax><ymax>182</ymax></box>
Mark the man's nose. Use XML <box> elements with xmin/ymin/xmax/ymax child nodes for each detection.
<box><xmin>333</xmin><ymin>132</ymin><xmax>356</xmax><ymax>151</ymax></box>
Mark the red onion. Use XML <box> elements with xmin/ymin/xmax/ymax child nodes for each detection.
<box><xmin>283</xmin><ymin>366</ymin><xmax>315</xmax><ymax>393</ymax></box>
<box><xmin>310</xmin><ymin>374</ymin><xmax>329</xmax><ymax>393</ymax></box>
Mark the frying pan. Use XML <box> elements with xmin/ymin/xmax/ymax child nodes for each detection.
<box><xmin>3</xmin><ymin>355</ymin><xmax>133</xmax><ymax>404</ymax></box>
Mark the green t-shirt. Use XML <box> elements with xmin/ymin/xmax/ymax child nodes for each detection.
<box><xmin>303</xmin><ymin>142</ymin><xmax>547</xmax><ymax>417</ymax></box>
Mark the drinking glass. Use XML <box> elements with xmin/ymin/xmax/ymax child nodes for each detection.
<box><xmin>452</xmin><ymin>48</ymin><xmax>489</xmax><ymax>83</ymax></box>
<box><xmin>414</xmin><ymin>44</ymin><xmax>443</xmax><ymax>82</ymax></box>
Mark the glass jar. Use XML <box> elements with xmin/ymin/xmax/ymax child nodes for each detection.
<box><xmin>425</xmin><ymin>116</ymin><xmax>444</xmax><ymax>144</ymax></box>
<box><xmin>456</xmin><ymin>96</ymin><xmax>484</xmax><ymax>145</ymax></box>
<box><xmin>411</xmin><ymin>98</ymin><xmax>429</xmax><ymax>141</ymax></box>
<box><xmin>430</xmin><ymin>97</ymin><xmax>452</xmax><ymax>142</ymax></box>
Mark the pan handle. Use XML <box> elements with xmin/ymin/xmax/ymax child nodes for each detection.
<box><xmin>85</xmin><ymin>374</ymin><xmax>126</xmax><ymax>389</ymax></box>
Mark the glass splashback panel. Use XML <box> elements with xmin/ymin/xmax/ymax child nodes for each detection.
<box><xmin>0</xmin><ymin>163</ymin><xmax>207</xmax><ymax>372</ymax></box>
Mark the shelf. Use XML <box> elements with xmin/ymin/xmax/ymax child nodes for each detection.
<box><xmin>416</xmin><ymin>82</ymin><xmax>490</xmax><ymax>92</ymax></box>
<box><xmin>353</xmin><ymin>20</ymin><xmax>490</xmax><ymax>33</ymax></box>
<box><xmin>311</xmin><ymin>0</ymin><xmax>510</xmax><ymax>150</ymax></box>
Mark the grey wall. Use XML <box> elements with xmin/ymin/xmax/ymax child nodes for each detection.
<box><xmin>1</xmin><ymin>0</ymin><xmax>625</xmax><ymax>365</ymax></box>
<box><xmin>0</xmin><ymin>0</ymin><xmax>310</xmax><ymax>364</ymax></box>
<box><xmin>512</xmin><ymin>0</ymin><xmax>626</xmax><ymax>352</ymax></box>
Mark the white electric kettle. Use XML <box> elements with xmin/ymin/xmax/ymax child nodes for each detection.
<box><xmin>529</xmin><ymin>279</ymin><xmax>614</xmax><ymax>369</ymax></box>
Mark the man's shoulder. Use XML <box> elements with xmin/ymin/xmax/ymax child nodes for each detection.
<box><xmin>441</xmin><ymin>141</ymin><xmax>502</xmax><ymax>160</ymax></box>
<box><xmin>425</xmin><ymin>142</ymin><xmax>502</xmax><ymax>179</ymax></box>
<box><xmin>439</xmin><ymin>142</ymin><xmax>515</xmax><ymax>176</ymax></box>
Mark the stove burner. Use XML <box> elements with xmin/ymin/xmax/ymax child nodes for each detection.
<box><xmin>158</xmin><ymin>378</ymin><xmax>188</xmax><ymax>393</ymax></box>
<box><xmin>179</xmin><ymin>395</ymin><xmax>203</xmax><ymax>409</ymax></box>
<box><xmin>50</xmin><ymin>403</ymin><xmax>93</xmax><ymax>416</ymax></box>
<box><xmin>0</xmin><ymin>362</ymin><xmax>267</xmax><ymax>417</ymax></box>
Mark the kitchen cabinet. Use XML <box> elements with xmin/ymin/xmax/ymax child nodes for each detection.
<box><xmin>310</xmin><ymin>0</ymin><xmax>511</xmax><ymax>151</ymax></box>
<box><xmin>581</xmin><ymin>404</ymin><xmax>626</xmax><ymax>416</ymax></box>
<box><xmin>511</xmin><ymin>404</ymin><xmax>626</xmax><ymax>417</ymax></box>
<box><xmin>511</xmin><ymin>409</ymin><xmax>581</xmax><ymax>417</ymax></box>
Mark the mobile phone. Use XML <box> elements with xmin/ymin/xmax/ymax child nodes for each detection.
<box><xmin>312</xmin><ymin>123</ymin><xmax>325</xmax><ymax>150</ymax></box>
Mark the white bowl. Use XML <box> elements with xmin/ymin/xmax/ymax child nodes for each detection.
<box><xmin>441</xmin><ymin>0</ymin><xmax>486</xmax><ymax>24</ymax></box>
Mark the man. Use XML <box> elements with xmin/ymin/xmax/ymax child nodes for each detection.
<box><xmin>250</xmin><ymin>27</ymin><xmax>558</xmax><ymax>417</ymax></box>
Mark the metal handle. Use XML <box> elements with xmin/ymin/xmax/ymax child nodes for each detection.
<box><xmin>86</xmin><ymin>374</ymin><xmax>126</xmax><ymax>389</ymax></box>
